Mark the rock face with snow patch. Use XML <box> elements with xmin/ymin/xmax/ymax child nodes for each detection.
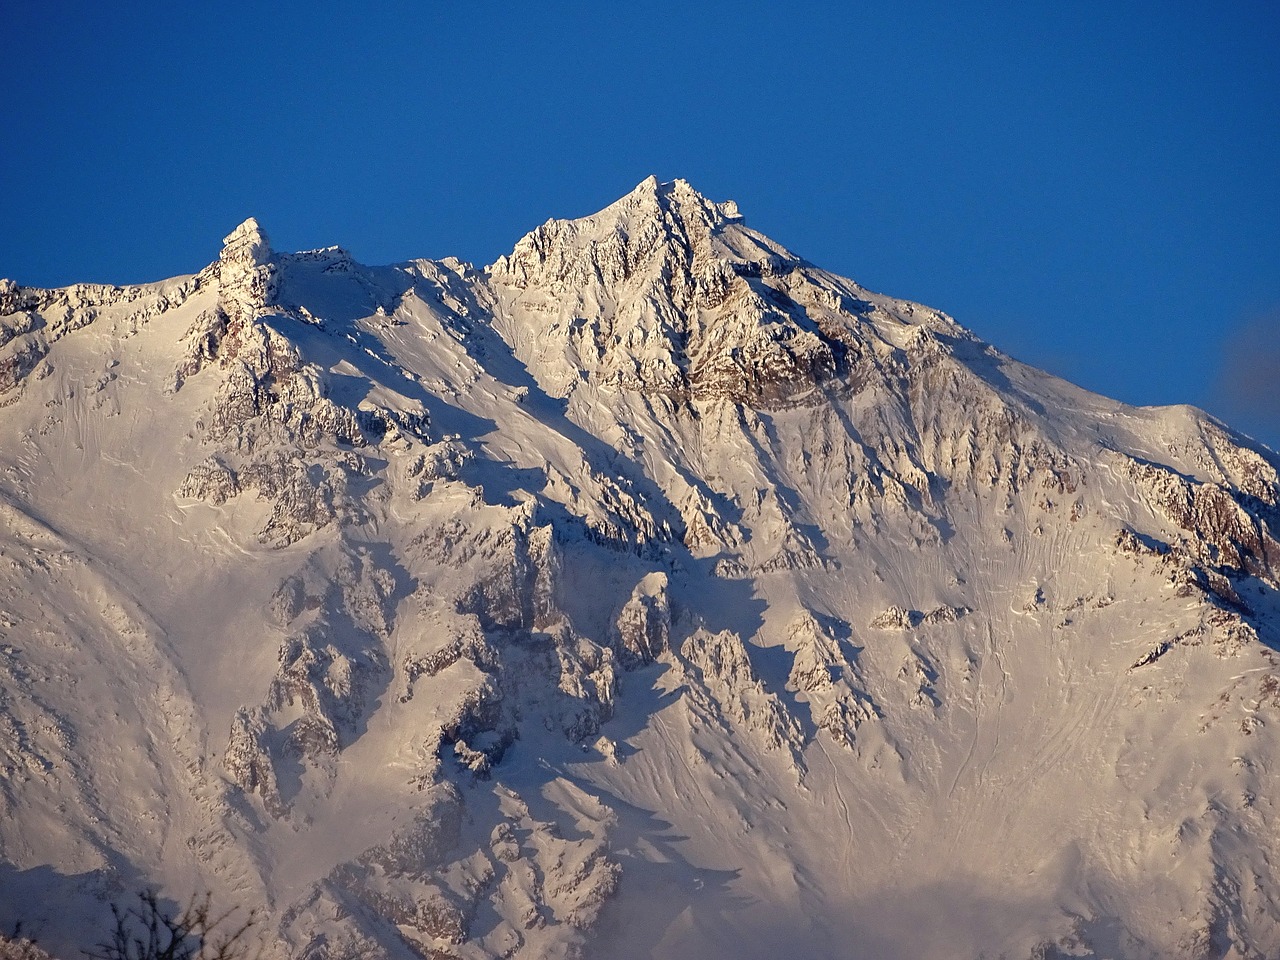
<box><xmin>1</xmin><ymin>180</ymin><xmax>1280</xmax><ymax>960</ymax></box>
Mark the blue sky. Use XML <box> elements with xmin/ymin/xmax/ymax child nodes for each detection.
<box><xmin>3</xmin><ymin>1</ymin><xmax>1278</xmax><ymax>447</ymax></box>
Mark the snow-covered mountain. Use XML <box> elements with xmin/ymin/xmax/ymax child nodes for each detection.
<box><xmin>2</xmin><ymin>178</ymin><xmax>1279</xmax><ymax>960</ymax></box>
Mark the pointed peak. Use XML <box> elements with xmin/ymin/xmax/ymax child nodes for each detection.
<box><xmin>489</xmin><ymin>177</ymin><xmax>795</xmax><ymax>292</ymax></box>
<box><xmin>221</xmin><ymin>217</ymin><xmax>271</xmax><ymax>266</ymax></box>
<box><xmin>217</xmin><ymin>217</ymin><xmax>277</xmax><ymax>316</ymax></box>
<box><xmin>617</xmin><ymin>176</ymin><xmax>744</xmax><ymax>227</ymax></box>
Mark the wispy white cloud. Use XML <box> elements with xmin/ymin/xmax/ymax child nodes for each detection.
<box><xmin>1211</xmin><ymin>307</ymin><xmax>1280</xmax><ymax>452</ymax></box>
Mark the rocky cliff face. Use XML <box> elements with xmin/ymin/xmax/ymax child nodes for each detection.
<box><xmin>1</xmin><ymin>181</ymin><xmax>1279</xmax><ymax>960</ymax></box>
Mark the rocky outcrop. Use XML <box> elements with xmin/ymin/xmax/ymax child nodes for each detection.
<box><xmin>1123</xmin><ymin>453</ymin><xmax>1280</xmax><ymax>586</ymax></box>
<box><xmin>680</xmin><ymin>628</ymin><xmax>805</xmax><ymax>765</ymax></box>
<box><xmin>786</xmin><ymin>614</ymin><xmax>879</xmax><ymax>746</ymax></box>
<box><xmin>869</xmin><ymin>605</ymin><xmax>967</xmax><ymax>630</ymax></box>
<box><xmin>552</xmin><ymin>626</ymin><xmax>619</xmax><ymax>743</ymax></box>
<box><xmin>176</xmin><ymin>454</ymin><xmax>240</xmax><ymax>505</ymax></box>
<box><xmin>451</xmin><ymin>510</ymin><xmax>560</xmax><ymax>632</ymax></box>
<box><xmin>899</xmin><ymin>650</ymin><xmax>941</xmax><ymax>710</ymax></box>
<box><xmin>218</xmin><ymin>218</ymin><xmax>278</xmax><ymax>323</ymax></box>
<box><xmin>224</xmin><ymin>706</ymin><xmax>286</xmax><ymax>817</ymax></box>
<box><xmin>613</xmin><ymin>572</ymin><xmax>671</xmax><ymax>667</ymax></box>
<box><xmin>222</xmin><ymin>549</ymin><xmax>398</xmax><ymax>817</ymax></box>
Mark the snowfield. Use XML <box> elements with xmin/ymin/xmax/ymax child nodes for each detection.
<box><xmin>1</xmin><ymin>179</ymin><xmax>1279</xmax><ymax>959</ymax></box>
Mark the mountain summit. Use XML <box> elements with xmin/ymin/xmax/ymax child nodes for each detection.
<box><xmin>488</xmin><ymin>176</ymin><xmax>872</xmax><ymax>406</ymax></box>
<box><xmin>1</xmin><ymin>181</ymin><xmax>1278</xmax><ymax>960</ymax></box>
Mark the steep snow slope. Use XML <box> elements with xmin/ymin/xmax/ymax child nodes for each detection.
<box><xmin>1</xmin><ymin>181</ymin><xmax>1279</xmax><ymax>960</ymax></box>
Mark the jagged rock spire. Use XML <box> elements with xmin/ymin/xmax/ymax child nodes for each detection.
<box><xmin>218</xmin><ymin>217</ymin><xmax>276</xmax><ymax>319</ymax></box>
<box><xmin>222</xmin><ymin>217</ymin><xmax>270</xmax><ymax>260</ymax></box>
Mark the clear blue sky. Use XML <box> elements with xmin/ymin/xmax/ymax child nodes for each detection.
<box><xmin>4</xmin><ymin>1</ymin><xmax>1278</xmax><ymax>447</ymax></box>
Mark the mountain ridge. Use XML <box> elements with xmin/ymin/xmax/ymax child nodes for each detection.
<box><xmin>1</xmin><ymin>179</ymin><xmax>1279</xmax><ymax>960</ymax></box>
